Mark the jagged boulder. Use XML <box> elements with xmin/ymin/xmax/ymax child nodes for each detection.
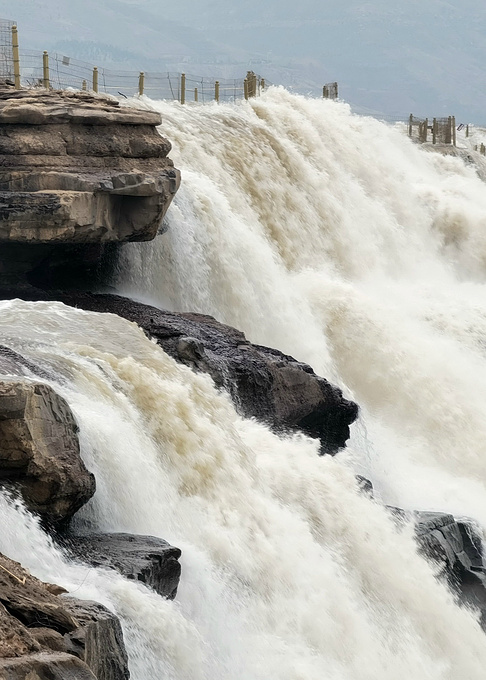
<box><xmin>0</xmin><ymin>381</ymin><xmax>95</xmax><ymax>525</ymax></box>
<box><xmin>62</xmin><ymin>533</ymin><xmax>182</xmax><ymax>600</ymax></box>
<box><xmin>0</xmin><ymin>552</ymin><xmax>129</xmax><ymax>679</ymax></box>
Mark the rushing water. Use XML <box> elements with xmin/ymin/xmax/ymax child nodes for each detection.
<box><xmin>2</xmin><ymin>89</ymin><xmax>486</xmax><ymax>678</ymax></box>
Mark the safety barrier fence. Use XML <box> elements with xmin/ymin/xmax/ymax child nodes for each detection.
<box><xmin>408</xmin><ymin>114</ymin><xmax>458</xmax><ymax>146</ymax></box>
<box><xmin>1</xmin><ymin>22</ymin><xmax>272</xmax><ymax>102</ymax></box>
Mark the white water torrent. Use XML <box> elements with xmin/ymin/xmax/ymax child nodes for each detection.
<box><xmin>3</xmin><ymin>88</ymin><xmax>486</xmax><ymax>677</ymax></box>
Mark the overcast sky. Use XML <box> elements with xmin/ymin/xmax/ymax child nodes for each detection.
<box><xmin>3</xmin><ymin>0</ymin><xmax>486</xmax><ymax>122</ymax></box>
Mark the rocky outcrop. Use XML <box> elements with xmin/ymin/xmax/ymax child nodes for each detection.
<box><xmin>414</xmin><ymin>511</ymin><xmax>486</xmax><ymax>625</ymax></box>
<box><xmin>20</xmin><ymin>291</ymin><xmax>357</xmax><ymax>453</ymax></box>
<box><xmin>0</xmin><ymin>552</ymin><xmax>129</xmax><ymax>679</ymax></box>
<box><xmin>0</xmin><ymin>381</ymin><xmax>96</xmax><ymax>526</ymax></box>
<box><xmin>0</xmin><ymin>86</ymin><xmax>180</xmax><ymax>245</ymax></box>
<box><xmin>62</xmin><ymin>533</ymin><xmax>182</xmax><ymax>600</ymax></box>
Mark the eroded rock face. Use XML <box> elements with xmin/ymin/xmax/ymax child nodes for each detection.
<box><xmin>0</xmin><ymin>381</ymin><xmax>95</xmax><ymax>525</ymax></box>
<box><xmin>62</xmin><ymin>533</ymin><xmax>182</xmax><ymax>600</ymax></box>
<box><xmin>40</xmin><ymin>292</ymin><xmax>358</xmax><ymax>453</ymax></box>
<box><xmin>0</xmin><ymin>86</ymin><xmax>180</xmax><ymax>246</ymax></box>
<box><xmin>0</xmin><ymin>552</ymin><xmax>129</xmax><ymax>679</ymax></box>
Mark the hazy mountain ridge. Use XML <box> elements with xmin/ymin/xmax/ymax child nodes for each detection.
<box><xmin>2</xmin><ymin>0</ymin><xmax>486</xmax><ymax>122</ymax></box>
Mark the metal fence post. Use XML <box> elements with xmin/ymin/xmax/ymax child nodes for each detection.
<box><xmin>12</xmin><ymin>25</ymin><xmax>20</xmax><ymax>89</ymax></box>
<box><xmin>244</xmin><ymin>78</ymin><xmax>248</xmax><ymax>100</ymax></box>
<box><xmin>180</xmin><ymin>73</ymin><xmax>185</xmax><ymax>104</ymax></box>
<box><xmin>261</xmin><ymin>78</ymin><xmax>265</xmax><ymax>91</ymax></box>
<box><xmin>215</xmin><ymin>80</ymin><xmax>219</xmax><ymax>102</ymax></box>
<box><xmin>466</xmin><ymin>124</ymin><xmax>469</xmax><ymax>138</ymax></box>
<box><xmin>432</xmin><ymin>118</ymin><xmax>437</xmax><ymax>145</ymax></box>
<box><xmin>408</xmin><ymin>114</ymin><xmax>413</xmax><ymax>137</ymax></box>
<box><xmin>42</xmin><ymin>51</ymin><xmax>50</xmax><ymax>89</ymax></box>
<box><xmin>194</xmin><ymin>87</ymin><xmax>198</xmax><ymax>102</ymax></box>
<box><xmin>138</xmin><ymin>71</ymin><xmax>145</xmax><ymax>96</ymax></box>
<box><xmin>92</xmin><ymin>67</ymin><xmax>98</xmax><ymax>92</ymax></box>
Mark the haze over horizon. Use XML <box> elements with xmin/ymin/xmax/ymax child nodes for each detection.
<box><xmin>2</xmin><ymin>0</ymin><xmax>485</xmax><ymax>123</ymax></box>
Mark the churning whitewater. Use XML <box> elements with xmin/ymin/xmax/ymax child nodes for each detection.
<box><xmin>3</xmin><ymin>87</ymin><xmax>486</xmax><ymax>678</ymax></box>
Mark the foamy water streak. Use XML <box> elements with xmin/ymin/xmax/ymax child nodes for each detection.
<box><xmin>1</xmin><ymin>300</ymin><xmax>485</xmax><ymax>678</ymax></box>
<box><xmin>114</xmin><ymin>90</ymin><xmax>486</xmax><ymax>521</ymax></box>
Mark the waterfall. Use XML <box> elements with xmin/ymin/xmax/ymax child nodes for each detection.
<box><xmin>3</xmin><ymin>88</ymin><xmax>486</xmax><ymax>678</ymax></box>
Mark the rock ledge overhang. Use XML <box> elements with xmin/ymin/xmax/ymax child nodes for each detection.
<box><xmin>0</xmin><ymin>85</ymin><xmax>180</xmax><ymax>243</ymax></box>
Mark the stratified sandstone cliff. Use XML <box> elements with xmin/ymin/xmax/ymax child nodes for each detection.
<box><xmin>0</xmin><ymin>85</ymin><xmax>180</xmax><ymax>244</ymax></box>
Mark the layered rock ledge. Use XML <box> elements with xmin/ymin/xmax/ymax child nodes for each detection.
<box><xmin>0</xmin><ymin>85</ymin><xmax>180</xmax><ymax>252</ymax></box>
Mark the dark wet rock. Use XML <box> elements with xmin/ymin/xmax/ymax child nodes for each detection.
<box><xmin>0</xmin><ymin>552</ymin><xmax>129</xmax><ymax>679</ymax></box>
<box><xmin>414</xmin><ymin>511</ymin><xmax>486</xmax><ymax>622</ymax></box>
<box><xmin>389</xmin><ymin>508</ymin><xmax>486</xmax><ymax>626</ymax></box>
<box><xmin>62</xmin><ymin>533</ymin><xmax>182</xmax><ymax>600</ymax></box>
<box><xmin>0</xmin><ymin>381</ymin><xmax>95</xmax><ymax>525</ymax></box>
<box><xmin>15</xmin><ymin>291</ymin><xmax>358</xmax><ymax>453</ymax></box>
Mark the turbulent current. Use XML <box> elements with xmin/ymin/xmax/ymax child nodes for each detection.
<box><xmin>3</xmin><ymin>88</ymin><xmax>486</xmax><ymax>678</ymax></box>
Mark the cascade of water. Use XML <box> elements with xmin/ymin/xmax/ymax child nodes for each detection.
<box><xmin>1</xmin><ymin>301</ymin><xmax>486</xmax><ymax>679</ymax></box>
<box><xmin>113</xmin><ymin>89</ymin><xmax>486</xmax><ymax>521</ymax></box>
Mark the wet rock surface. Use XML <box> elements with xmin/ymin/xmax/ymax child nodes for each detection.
<box><xmin>62</xmin><ymin>533</ymin><xmax>182</xmax><ymax>600</ymax></box>
<box><xmin>414</xmin><ymin>511</ymin><xmax>486</xmax><ymax>624</ymax></box>
<box><xmin>0</xmin><ymin>381</ymin><xmax>96</xmax><ymax>526</ymax></box>
<box><xmin>0</xmin><ymin>552</ymin><xmax>129</xmax><ymax>679</ymax></box>
<box><xmin>7</xmin><ymin>290</ymin><xmax>358</xmax><ymax>453</ymax></box>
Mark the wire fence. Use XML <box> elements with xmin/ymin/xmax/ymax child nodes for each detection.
<box><xmin>0</xmin><ymin>18</ymin><xmax>14</xmax><ymax>78</ymax></box>
<box><xmin>15</xmin><ymin>45</ymin><xmax>265</xmax><ymax>102</ymax></box>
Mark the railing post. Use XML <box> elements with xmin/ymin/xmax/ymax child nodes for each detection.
<box><xmin>138</xmin><ymin>71</ymin><xmax>145</xmax><ymax>96</ymax></box>
<box><xmin>408</xmin><ymin>114</ymin><xmax>413</xmax><ymax>137</ymax></box>
<box><xmin>334</xmin><ymin>81</ymin><xmax>338</xmax><ymax>99</ymax></box>
<box><xmin>244</xmin><ymin>78</ymin><xmax>249</xmax><ymax>100</ymax></box>
<box><xmin>424</xmin><ymin>118</ymin><xmax>428</xmax><ymax>143</ymax></box>
<box><xmin>432</xmin><ymin>118</ymin><xmax>437</xmax><ymax>144</ymax></box>
<box><xmin>194</xmin><ymin>87</ymin><xmax>198</xmax><ymax>102</ymax></box>
<box><xmin>180</xmin><ymin>73</ymin><xmax>185</xmax><ymax>104</ymax></box>
<box><xmin>215</xmin><ymin>80</ymin><xmax>219</xmax><ymax>102</ymax></box>
<box><xmin>12</xmin><ymin>25</ymin><xmax>21</xmax><ymax>89</ymax></box>
<box><xmin>92</xmin><ymin>67</ymin><xmax>98</xmax><ymax>93</ymax></box>
<box><xmin>466</xmin><ymin>124</ymin><xmax>469</xmax><ymax>138</ymax></box>
<box><xmin>261</xmin><ymin>78</ymin><xmax>265</xmax><ymax>91</ymax></box>
<box><xmin>42</xmin><ymin>51</ymin><xmax>50</xmax><ymax>89</ymax></box>
<box><xmin>82</xmin><ymin>79</ymin><xmax>87</xmax><ymax>91</ymax></box>
<box><xmin>452</xmin><ymin>116</ymin><xmax>456</xmax><ymax>147</ymax></box>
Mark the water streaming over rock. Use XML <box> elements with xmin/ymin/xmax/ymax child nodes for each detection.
<box><xmin>3</xmin><ymin>89</ymin><xmax>486</xmax><ymax>677</ymax></box>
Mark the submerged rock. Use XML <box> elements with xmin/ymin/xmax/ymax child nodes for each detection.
<box><xmin>36</xmin><ymin>292</ymin><xmax>359</xmax><ymax>453</ymax></box>
<box><xmin>0</xmin><ymin>381</ymin><xmax>96</xmax><ymax>526</ymax></box>
<box><xmin>0</xmin><ymin>552</ymin><xmax>129</xmax><ymax>679</ymax></box>
<box><xmin>62</xmin><ymin>533</ymin><xmax>182</xmax><ymax>600</ymax></box>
